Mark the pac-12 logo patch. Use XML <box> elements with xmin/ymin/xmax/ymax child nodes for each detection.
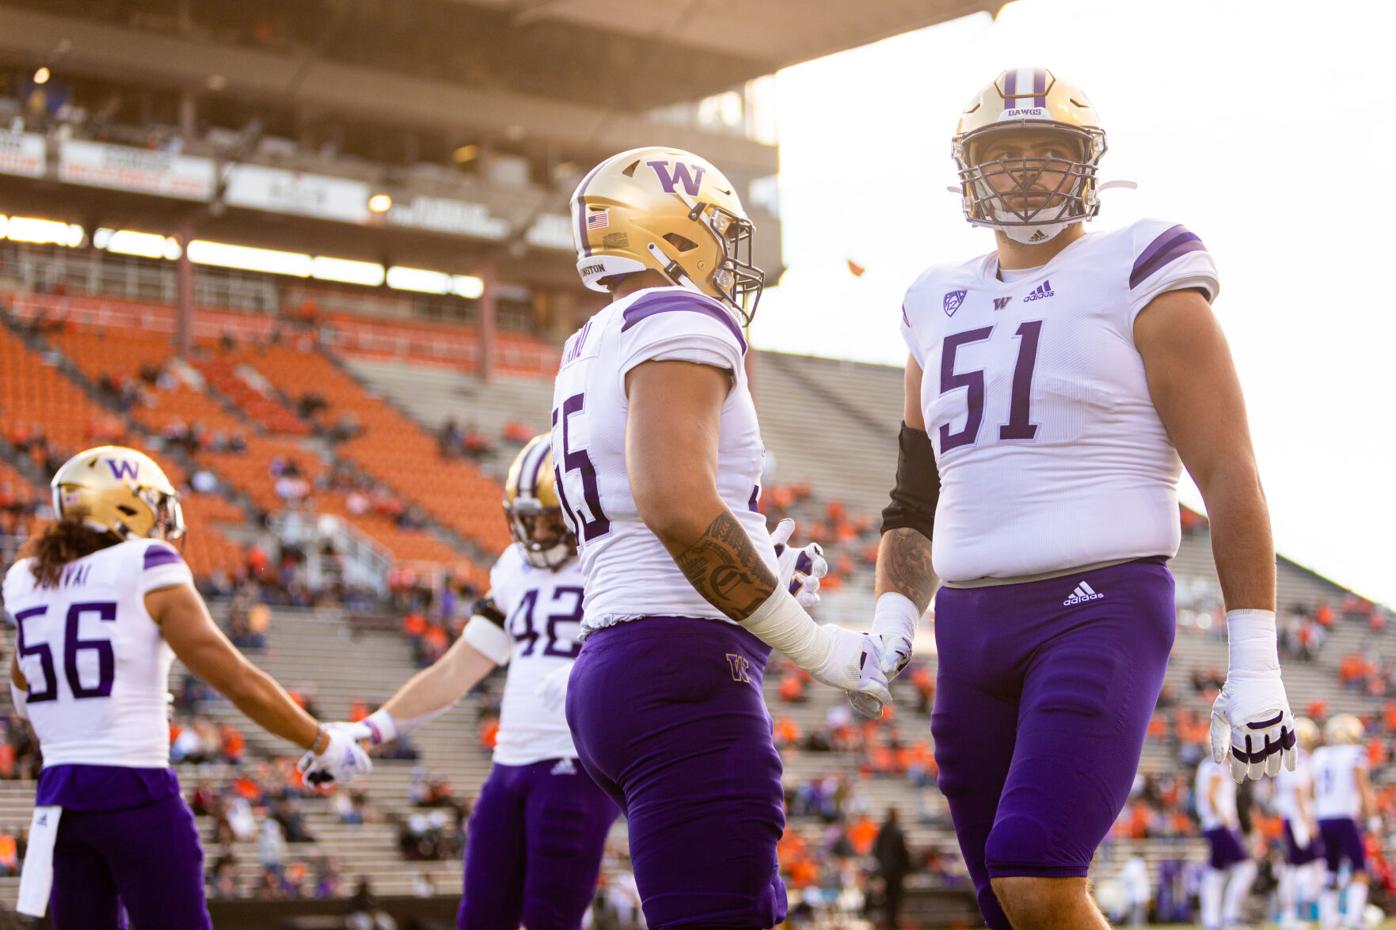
<box><xmin>943</xmin><ymin>290</ymin><xmax>968</xmax><ymax>317</ymax></box>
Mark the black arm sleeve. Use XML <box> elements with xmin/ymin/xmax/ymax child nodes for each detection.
<box><xmin>472</xmin><ymin>596</ymin><xmax>506</xmax><ymax>628</ymax></box>
<box><xmin>880</xmin><ymin>422</ymin><xmax>940</xmax><ymax>540</ymax></box>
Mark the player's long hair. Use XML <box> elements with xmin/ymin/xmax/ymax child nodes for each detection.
<box><xmin>23</xmin><ymin>508</ymin><xmax>121</xmax><ymax>586</ymax></box>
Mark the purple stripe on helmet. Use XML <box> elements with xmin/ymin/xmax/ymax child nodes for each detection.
<box><xmin>1033</xmin><ymin>68</ymin><xmax>1048</xmax><ymax>108</ymax></box>
<box><xmin>620</xmin><ymin>292</ymin><xmax>748</xmax><ymax>353</ymax></box>
<box><xmin>574</xmin><ymin>160</ymin><xmax>608</xmax><ymax>258</ymax></box>
<box><xmin>1129</xmin><ymin>230</ymin><xmax>1207</xmax><ymax>289</ymax></box>
<box><xmin>144</xmin><ymin>545</ymin><xmax>182</xmax><ymax>570</ymax></box>
<box><xmin>1003</xmin><ymin>69</ymin><xmax>1018</xmax><ymax>103</ymax></box>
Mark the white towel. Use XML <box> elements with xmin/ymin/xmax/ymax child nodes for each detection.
<box><xmin>17</xmin><ymin>805</ymin><xmax>61</xmax><ymax>917</ymax></box>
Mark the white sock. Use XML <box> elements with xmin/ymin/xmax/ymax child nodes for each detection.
<box><xmin>1223</xmin><ymin>859</ymin><xmax>1257</xmax><ymax>925</ymax></box>
<box><xmin>1202</xmin><ymin>867</ymin><xmax>1227</xmax><ymax>930</ymax></box>
<box><xmin>1320</xmin><ymin>882</ymin><xmax>1340</xmax><ymax>930</ymax></box>
<box><xmin>1305</xmin><ymin>863</ymin><xmax>1326</xmax><ymax>914</ymax></box>
<box><xmin>1278</xmin><ymin>864</ymin><xmax>1297</xmax><ymax>922</ymax></box>
<box><xmin>1344</xmin><ymin>880</ymin><xmax>1368</xmax><ymax>927</ymax></box>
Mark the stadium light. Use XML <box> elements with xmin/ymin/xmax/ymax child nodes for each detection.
<box><xmin>367</xmin><ymin>193</ymin><xmax>393</xmax><ymax>214</ymax></box>
<box><xmin>101</xmin><ymin>229</ymin><xmax>182</xmax><ymax>260</ymax></box>
<box><xmin>33</xmin><ymin>67</ymin><xmax>50</xmax><ymax>85</ymax></box>
<box><xmin>4</xmin><ymin>215</ymin><xmax>84</xmax><ymax>248</ymax></box>
<box><xmin>452</xmin><ymin>275</ymin><xmax>485</xmax><ymax>299</ymax></box>
<box><xmin>187</xmin><ymin>240</ymin><xmax>312</xmax><ymax>277</ymax></box>
<box><xmin>386</xmin><ymin>266</ymin><xmax>451</xmax><ymax>294</ymax></box>
<box><xmin>312</xmin><ymin>256</ymin><xmax>386</xmax><ymax>287</ymax></box>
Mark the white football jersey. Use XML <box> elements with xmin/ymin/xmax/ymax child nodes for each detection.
<box><xmin>550</xmin><ymin>285</ymin><xmax>774</xmax><ymax>632</ymax></box>
<box><xmin>901</xmin><ymin>218</ymin><xmax>1219</xmax><ymax>582</ymax></box>
<box><xmin>485</xmin><ymin>545</ymin><xmax>586</xmax><ymax>766</ymax></box>
<box><xmin>2</xmin><ymin>539</ymin><xmax>193</xmax><ymax>768</ymax></box>
<box><xmin>1311</xmin><ymin>744</ymin><xmax>1367</xmax><ymax>820</ymax></box>
<box><xmin>1272</xmin><ymin>748</ymin><xmax>1313</xmax><ymax>822</ymax></box>
<box><xmin>1195</xmin><ymin>757</ymin><xmax>1237</xmax><ymax>831</ymax></box>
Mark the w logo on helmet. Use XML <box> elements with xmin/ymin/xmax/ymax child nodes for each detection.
<box><xmin>647</xmin><ymin>160</ymin><xmax>706</xmax><ymax>197</ymax></box>
<box><xmin>105</xmin><ymin>458</ymin><xmax>140</xmax><ymax>480</ymax></box>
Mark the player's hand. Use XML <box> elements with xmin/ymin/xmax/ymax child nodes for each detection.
<box><xmin>298</xmin><ymin>726</ymin><xmax>373</xmax><ymax>789</ymax></box>
<box><xmin>870</xmin><ymin>593</ymin><xmax>919</xmax><ymax>681</ymax></box>
<box><xmin>325</xmin><ymin>719</ymin><xmax>377</xmax><ymax>745</ymax></box>
<box><xmin>770</xmin><ymin>518</ymin><xmax>827</xmax><ymax>610</ymax></box>
<box><xmin>808</xmin><ymin>625</ymin><xmax>891</xmax><ymax>718</ymax></box>
<box><xmin>1209</xmin><ymin>675</ymin><xmax>1296</xmax><ymax>782</ymax></box>
<box><xmin>537</xmin><ymin>662</ymin><xmax>573</xmax><ymax>713</ymax></box>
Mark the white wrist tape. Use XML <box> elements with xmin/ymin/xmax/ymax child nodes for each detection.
<box><xmin>1226</xmin><ymin>609</ymin><xmax>1279</xmax><ymax>675</ymax></box>
<box><xmin>9</xmin><ymin>681</ymin><xmax>28</xmax><ymax>721</ymax></box>
<box><xmin>361</xmin><ymin>708</ymin><xmax>398</xmax><ymax>745</ymax></box>
<box><xmin>463</xmin><ymin>615</ymin><xmax>514</xmax><ymax>666</ymax></box>
<box><xmin>742</xmin><ymin>587</ymin><xmax>832</xmax><ymax>672</ymax></box>
<box><xmin>873</xmin><ymin>592</ymin><xmax>920</xmax><ymax>642</ymax></box>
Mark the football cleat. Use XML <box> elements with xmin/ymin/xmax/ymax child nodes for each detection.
<box><xmin>953</xmin><ymin>68</ymin><xmax>1107</xmax><ymax>244</ymax></box>
<box><xmin>504</xmin><ymin>435</ymin><xmax>577</xmax><ymax>570</ymax></box>
<box><xmin>50</xmin><ymin>445</ymin><xmax>184</xmax><ymax>542</ymax></box>
<box><xmin>570</xmin><ymin>146</ymin><xmax>764</xmax><ymax>323</ymax></box>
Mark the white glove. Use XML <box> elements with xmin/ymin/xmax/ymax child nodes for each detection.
<box><xmin>538</xmin><ymin>662</ymin><xmax>573</xmax><ymax>713</ymax></box>
<box><xmin>1210</xmin><ymin>610</ymin><xmax>1297</xmax><ymax>782</ymax></box>
<box><xmin>298</xmin><ymin>726</ymin><xmax>373</xmax><ymax>789</ymax></box>
<box><xmin>870</xmin><ymin>593</ymin><xmax>919</xmax><ymax>680</ymax></box>
<box><xmin>742</xmin><ymin>587</ymin><xmax>891</xmax><ymax>717</ymax></box>
<box><xmin>770</xmin><ymin>518</ymin><xmax>827</xmax><ymax>610</ymax></box>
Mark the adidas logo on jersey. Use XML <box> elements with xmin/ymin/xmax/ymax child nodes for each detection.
<box><xmin>551</xmin><ymin>758</ymin><xmax>577</xmax><ymax>776</ymax></box>
<box><xmin>1063</xmin><ymin>580</ymin><xmax>1103</xmax><ymax>606</ymax></box>
<box><xmin>1023</xmin><ymin>280</ymin><xmax>1055</xmax><ymax>302</ymax></box>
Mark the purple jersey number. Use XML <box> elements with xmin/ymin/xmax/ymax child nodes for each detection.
<box><xmin>938</xmin><ymin>321</ymin><xmax>1044</xmax><ymax>450</ymax></box>
<box><xmin>13</xmin><ymin>600</ymin><xmax>118</xmax><ymax>701</ymax></box>
<box><xmin>509</xmin><ymin>586</ymin><xmax>584</xmax><ymax>659</ymax></box>
<box><xmin>554</xmin><ymin>393</ymin><xmax>611</xmax><ymax>542</ymax></box>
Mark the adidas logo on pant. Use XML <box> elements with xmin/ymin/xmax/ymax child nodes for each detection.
<box><xmin>1063</xmin><ymin>580</ymin><xmax>1103</xmax><ymax>606</ymax></box>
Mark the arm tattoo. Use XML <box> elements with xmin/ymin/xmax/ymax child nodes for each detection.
<box><xmin>875</xmin><ymin>527</ymin><xmax>937</xmax><ymax>613</ymax></box>
<box><xmin>674</xmin><ymin>511</ymin><xmax>779</xmax><ymax>621</ymax></box>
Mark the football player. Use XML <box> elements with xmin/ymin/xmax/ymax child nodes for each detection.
<box><xmin>3</xmin><ymin>446</ymin><xmax>368</xmax><ymax>929</ymax></box>
<box><xmin>323</xmin><ymin>437</ymin><xmax>620</xmax><ymax>930</ymax></box>
<box><xmin>1274</xmin><ymin>717</ymin><xmax>1322</xmax><ymax>929</ymax></box>
<box><xmin>872</xmin><ymin>68</ymin><xmax>1295</xmax><ymax>929</ymax></box>
<box><xmin>552</xmin><ymin>145</ymin><xmax>881</xmax><ymax>930</ymax></box>
<box><xmin>1311</xmin><ymin>714</ymin><xmax>1374</xmax><ymax>930</ymax></box>
<box><xmin>1194</xmin><ymin>754</ymin><xmax>1256</xmax><ymax>930</ymax></box>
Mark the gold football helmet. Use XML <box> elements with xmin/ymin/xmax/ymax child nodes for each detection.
<box><xmin>51</xmin><ymin>445</ymin><xmax>185</xmax><ymax>541</ymax></box>
<box><xmin>953</xmin><ymin>68</ymin><xmax>1107</xmax><ymax>244</ymax></box>
<box><xmin>503</xmin><ymin>435</ymin><xmax>576</xmax><ymax>570</ymax></box>
<box><xmin>1324</xmin><ymin>713</ymin><xmax>1364</xmax><ymax>746</ymax></box>
<box><xmin>1294</xmin><ymin>716</ymin><xmax>1320</xmax><ymax>751</ymax></box>
<box><xmin>570</xmin><ymin>146</ymin><xmax>764</xmax><ymax>323</ymax></box>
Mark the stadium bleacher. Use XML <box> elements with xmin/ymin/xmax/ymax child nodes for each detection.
<box><xmin>2</xmin><ymin>281</ymin><xmax>1390</xmax><ymax>921</ymax></box>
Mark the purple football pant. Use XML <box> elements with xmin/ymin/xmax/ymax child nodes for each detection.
<box><xmin>1283</xmin><ymin>820</ymin><xmax>1321</xmax><ymax>866</ymax></box>
<box><xmin>931</xmin><ymin>558</ymin><xmax>1175</xmax><ymax>930</ymax></box>
<box><xmin>50</xmin><ymin>791</ymin><xmax>210</xmax><ymax>930</ymax></box>
<box><xmin>1203</xmin><ymin>827</ymin><xmax>1249</xmax><ymax>869</ymax></box>
<box><xmin>1318</xmin><ymin>817</ymin><xmax>1367</xmax><ymax>873</ymax></box>
<box><xmin>459</xmin><ymin>758</ymin><xmax>619</xmax><ymax>930</ymax></box>
<box><xmin>566</xmin><ymin>617</ymin><xmax>787</xmax><ymax>930</ymax></box>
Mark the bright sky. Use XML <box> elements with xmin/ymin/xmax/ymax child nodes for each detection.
<box><xmin>750</xmin><ymin>0</ymin><xmax>1396</xmax><ymax>607</ymax></box>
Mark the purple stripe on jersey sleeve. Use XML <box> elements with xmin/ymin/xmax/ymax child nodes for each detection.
<box><xmin>901</xmin><ymin>303</ymin><xmax>911</xmax><ymax>327</ymax></box>
<box><xmin>620</xmin><ymin>293</ymin><xmax>748</xmax><ymax>354</ymax></box>
<box><xmin>144</xmin><ymin>545</ymin><xmax>182</xmax><ymax>570</ymax></box>
<box><xmin>1130</xmin><ymin>226</ymin><xmax>1207</xmax><ymax>289</ymax></box>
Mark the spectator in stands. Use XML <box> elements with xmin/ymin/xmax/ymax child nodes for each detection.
<box><xmin>274</xmin><ymin>798</ymin><xmax>316</xmax><ymax>843</ymax></box>
<box><xmin>314</xmin><ymin>855</ymin><xmax>342</xmax><ymax>898</ymax></box>
<box><xmin>258</xmin><ymin>819</ymin><xmax>287</xmax><ymax>878</ymax></box>
<box><xmin>868</xmin><ymin>809</ymin><xmax>910</xmax><ymax>929</ymax></box>
<box><xmin>0</xmin><ymin>826</ymin><xmax>17</xmax><ymax>877</ymax></box>
<box><xmin>348</xmin><ymin>877</ymin><xmax>398</xmax><ymax>930</ymax></box>
<box><xmin>437</xmin><ymin>418</ymin><xmax>464</xmax><ymax>459</ymax></box>
<box><xmin>209</xmin><ymin>856</ymin><xmax>241</xmax><ymax>899</ymax></box>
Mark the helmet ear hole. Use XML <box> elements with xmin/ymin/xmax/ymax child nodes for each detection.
<box><xmin>116</xmin><ymin>505</ymin><xmax>138</xmax><ymax>516</ymax></box>
<box><xmin>662</xmin><ymin>233</ymin><xmax>698</xmax><ymax>253</ymax></box>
